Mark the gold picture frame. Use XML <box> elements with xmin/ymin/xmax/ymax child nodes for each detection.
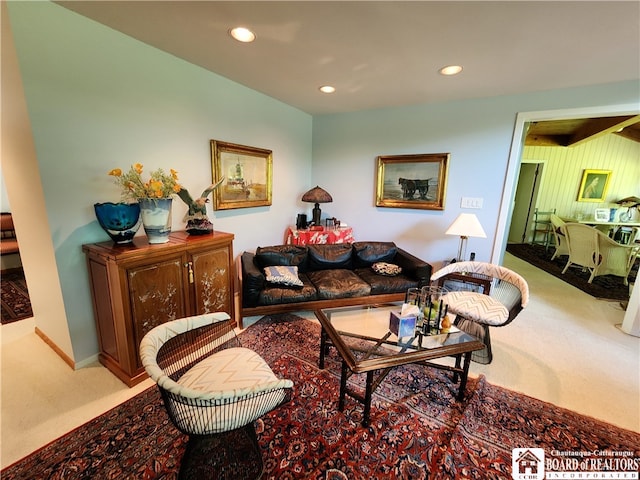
<box><xmin>210</xmin><ymin>140</ymin><xmax>273</xmax><ymax>210</ymax></box>
<box><xmin>576</xmin><ymin>169</ymin><xmax>611</xmax><ymax>202</ymax></box>
<box><xmin>375</xmin><ymin>153</ymin><xmax>449</xmax><ymax>210</ymax></box>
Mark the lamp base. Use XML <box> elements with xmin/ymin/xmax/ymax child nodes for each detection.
<box><xmin>456</xmin><ymin>236</ymin><xmax>468</xmax><ymax>263</ymax></box>
<box><xmin>311</xmin><ymin>203</ymin><xmax>321</xmax><ymax>225</ymax></box>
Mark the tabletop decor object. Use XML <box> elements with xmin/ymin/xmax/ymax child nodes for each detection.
<box><xmin>420</xmin><ymin>286</ymin><xmax>449</xmax><ymax>335</ymax></box>
<box><xmin>177</xmin><ymin>178</ymin><xmax>225</xmax><ymax>235</ymax></box>
<box><xmin>94</xmin><ymin>202</ymin><xmax>141</xmax><ymax>245</ymax></box>
<box><xmin>616</xmin><ymin>196</ymin><xmax>640</xmax><ymax>222</ymax></box>
<box><xmin>404</xmin><ymin>286</ymin><xmax>449</xmax><ymax>335</ymax></box>
<box><xmin>108</xmin><ymin>163</ymin><xmax>181</xmax><ymax>244</ymax></box>
<box><xmin>138</xmin><ymin>198</ymin><xmax>173</xmax><ymax>243</ymax></box>
<box><xmin>301</xmin><ymin>186</ymin><xmax>333</xmax><ymax>226</ymax></box>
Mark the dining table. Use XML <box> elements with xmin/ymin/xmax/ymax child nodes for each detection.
<box><xmin>565</xmin><ymin>218</ymin><xmax>640</xmax><ymax>244</ymax></box>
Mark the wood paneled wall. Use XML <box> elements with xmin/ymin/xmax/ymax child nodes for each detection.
<box><xmin>522</xmin><ymin>134</ymin><xmax>640</xmax><ymax>222</ymax></box>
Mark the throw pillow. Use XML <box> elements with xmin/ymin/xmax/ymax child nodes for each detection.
<box><xmin>372</xmin><ymin>262</ymin><xmax>402</xmax><ymax>276</ymax></box>
<box><xmin>264</xmin><ymin>265</ymin><xmax>304</xmax><ymax>288</ymax></box>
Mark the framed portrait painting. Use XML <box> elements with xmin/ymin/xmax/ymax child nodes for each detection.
<box><xmin>210</xmin><ymin>140</ymin><xmax>273</xmax><ymax>210</ymax></box>
<box><xmin>576</xmin><ymin>169</ymin><xmax>611</xmax><ymax>202</ymax></box>
<box><xmin>375</xmin><ymin>153</ymin><xmax>449</xmax><ymax>210</ymax></box>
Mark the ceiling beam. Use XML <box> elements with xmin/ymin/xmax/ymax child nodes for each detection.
<box><xmin>615</xmin><ymin>125</ymin><xmax>640</xmax><ymax>143</ymax></box>
<box><xmin>567</xmin><ymin>115</ymin><xmax>640</xmax><ymax>147</ymax></box>
<box><xmin>525</xmin><ymin>134</ymin><xmax>570</xmax><ymax>147</ymax></box>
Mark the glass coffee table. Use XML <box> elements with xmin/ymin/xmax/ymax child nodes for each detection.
<box><xmin>315</xmin><ymin>302</ymin><xmax>484</xmax><ymax>426</ymax></box>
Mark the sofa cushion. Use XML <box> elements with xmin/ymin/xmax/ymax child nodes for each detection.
<box><xmin>259</xmin><ymin>273</ymin><xmax>318</xmax><ymax>305</ymax></box>
<box><xmin>264</xmin><ymin>265</ymin><xmax>304</xmax><ymax>288</ymax></box>
<box><xmin>307</xmin><ymin>269</ymin><xmax>371</xmax><ymax>299</ymax></box>
<box><xmin>352</xmin><ymin>241</ymin><xmax>397</xmax><ymax>267</ymax></box>
<box><xmin>307</xmin><ymin>244</ymin><xmax>353</xmax><ymax>271</ymax></box>
<box><xmin>372</xmin><ymin>262</ymin><xmax>402</xmax><ymax>276</ymax></box>
<box><xmin>255</xmin><ymin>245</ymin><xmax>308</xmax><ymax>270</ymax></box>
<box><xmin>355</xmin><ymin>268</ymin><xmax>419</xmax><ymax>295</ymax></box>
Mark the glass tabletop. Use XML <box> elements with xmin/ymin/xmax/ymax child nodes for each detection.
<box><xmin>316</xmin><ymin>302</ymin><xmax>482</xmax><ymax>372</ymax></box>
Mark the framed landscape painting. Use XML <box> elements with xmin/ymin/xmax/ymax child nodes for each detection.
<box><xmin>375</xmin><ymin>153</ymin><xmax>449</xmax><ymax>210</ymax></box>
<box><xmin>210</xmin><ymin>140</ymin><xmax>273</xmax><ymax>210</ymax></box>
<box><xmin>577</xmin><ymin>169</ymin><xmax>611</xmax><ymax>202</ymax></box>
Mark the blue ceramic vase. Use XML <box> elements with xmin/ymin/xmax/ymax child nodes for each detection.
<box><xmin>94</xmin><ymin>202</ymin><xmax>141</xmax><ymax>244</ymax></box>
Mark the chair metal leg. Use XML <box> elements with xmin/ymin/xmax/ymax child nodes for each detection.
<box><xmin>178</xmin><ymin>424</ymin><xmax>264</xmax><ymax>480</ymax></box>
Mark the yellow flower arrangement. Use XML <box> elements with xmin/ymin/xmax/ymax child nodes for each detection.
<box><xmin>108</xmin><ymin>163</ymin><xmax>181</xmax><ymax>200</ymax></box>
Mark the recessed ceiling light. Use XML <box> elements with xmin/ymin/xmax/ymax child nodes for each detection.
<box><xmin>439</xmin><ymin>65</ymin><xmax>463</xmax><ymax>76</ymax></box>
<box><xmin>229</xmin><ymin>27</ymin><xmax>256</xmax><ymax>43</ymax></box>
<box><xmin>319</xmin><ymin>85</ymin><xmax>336</xmax><ymax>94</ymax></box>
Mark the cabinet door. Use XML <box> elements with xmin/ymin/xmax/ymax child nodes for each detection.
<box><xmin>190</xmin><ymin>244</ymin><xmax>233</xmax><ymax>316</ymax></box>
<box><xmin>127</xmin><ymin>253</ymin><xmax>189</xmax><ymax>356</ymax></box>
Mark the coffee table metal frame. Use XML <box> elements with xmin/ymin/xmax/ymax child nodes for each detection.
<box><xmin>315</xmin><ymin>303</ymin><xmax>485</xmax><ymax>426</ymax></box>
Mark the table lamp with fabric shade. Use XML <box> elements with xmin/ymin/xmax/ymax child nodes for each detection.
<box><xmin>445</xmin><ymin>213</ymin><xmax>487</xmax><ymax>262</ymax></box>
<box><xmin>302</xmin><ymin>186</ymin><xmax>333</xmax><ymax>225</ymax></box>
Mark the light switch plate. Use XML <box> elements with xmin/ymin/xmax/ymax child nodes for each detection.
<box><xmin>461</xmin><ymin>197</ymin><xmax>483</xmax><ymax>209</ymax></box>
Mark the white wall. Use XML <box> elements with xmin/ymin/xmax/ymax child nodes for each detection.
<box><xmin>7</xmin><ymin>1</ymin><xmax>640</xmax><ymax>367</ymax></box>
<box><xmin>2</xmin><ymin>1</ymin><xmax>73</xmax><ymax>358</ymax></box>
<box><xmin>312</xmin><ymin>87</ymin><xmax>640</xmax><ymax>267</ymax></box>
<box><xmin>7</xmin><ymin>1</ymin><xmax>312</xmax><ymax>363</ymax></box>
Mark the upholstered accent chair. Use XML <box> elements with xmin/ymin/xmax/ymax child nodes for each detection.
<box><xmin>562</xmin><ymin>223</ymin><xmax>639</xmax><ymax>286</ymax></box>
<box><xmin>140</xmin><ymin>312</ymin><xmax>293</xmax><ymax>480</ymax></box>
<box><xmin>550</xmin><ymin>214</ymin><xmax>570</xmax><ymax>260</ymax></box>
<box><xmin>431</xmin><ymin>261</ymin><xmax>529</xmax><ymax>364</ymax></box>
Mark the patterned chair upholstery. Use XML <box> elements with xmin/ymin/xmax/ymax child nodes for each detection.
<box><xmin>139</xmin><ymin>312</ymin><xmax>293</xmax><ymax>480</ymax></box>
<box><xmin>431</xmin><ymin>261</ymin><xmax>529</xmax><ymax>364</ymax></box>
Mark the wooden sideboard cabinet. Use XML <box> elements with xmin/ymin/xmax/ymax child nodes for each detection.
<box><xmin>83</xmin><ymin>230</ymin><xmax>235</xmax><ymax>386</ymax></box>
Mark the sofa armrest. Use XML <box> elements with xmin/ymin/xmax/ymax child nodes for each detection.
<box><xmin>393</xmin><ymin>248</ymin><xmax>432</xmax><ymax>287</ymax></box>
<box><xmin>241</xmin><ymin>251</ymin><xmax>265</xmax><ymax>307</ymax></box>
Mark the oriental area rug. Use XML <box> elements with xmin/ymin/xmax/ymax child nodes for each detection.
<box><xmin>1</xmin><ymin>269</ymin><xmax>33</xmax><ymax>324</ymax></box>
<box><xmin>2</xmin><ymin>315</ymin><xmax>639</xmax><ymax>479</ymax></box>
<box><xmin>506</xmin><ymin>243</ymin><xmax>637</xmax><ymax>301</ymax></box>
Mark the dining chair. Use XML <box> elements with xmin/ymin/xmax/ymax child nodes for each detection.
<box><xmin>562</xmin><ymin>223</ymin><xmax>640</xmax><ymax>286</ymax></box>
<box><xmin>531</xmin><ymin>208</ymin><xmax>556</xmax><ymax>250</ymax></box>
<box><xmin>549</xmin><ymin>214</ymin><xmax>570</xmax><ymax>260</ymax></box>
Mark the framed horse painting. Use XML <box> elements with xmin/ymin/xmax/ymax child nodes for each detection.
<box><xmin>375</xmin><ymin>153</ymin><xmax>449</xmax><ymax>210</ymax></box>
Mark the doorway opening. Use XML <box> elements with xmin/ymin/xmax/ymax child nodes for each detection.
<box><xmin>508</xmin><ymin>161</ymin><xmax>546</xmax><ymax>245</ymax></box>
<box><xmin>492</xmin><ymin>103</ymin><xmax>640</xmax><ymax>265</ymax></box>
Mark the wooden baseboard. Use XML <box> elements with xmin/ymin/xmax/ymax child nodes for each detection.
<box><xmin>35</xmin><ymin>326</ymin><xmax>75</xmax><ymax>370</ymax></box>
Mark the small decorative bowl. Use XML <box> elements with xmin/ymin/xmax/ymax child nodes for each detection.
<box><xmin>94</xmin><ymin>202</ymin><xmax>141</xmax><ymax>244</ymax></box>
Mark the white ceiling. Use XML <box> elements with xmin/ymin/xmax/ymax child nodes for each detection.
<box><xmin>57</xmin><ymin>1</ymin><xmax>640</xmax><ymax>115</ymax></box>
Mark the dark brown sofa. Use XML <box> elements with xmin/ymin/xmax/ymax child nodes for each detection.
<box><xmin>239</xmin><ymin>241</ymin><xmax>432</xmax><ymax>324</ymax></box>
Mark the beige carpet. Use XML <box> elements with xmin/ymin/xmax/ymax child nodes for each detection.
<box><xmin>1</xmin><ymin>253</ymin><xmax>638</xmax><ymax>469</ymax></box>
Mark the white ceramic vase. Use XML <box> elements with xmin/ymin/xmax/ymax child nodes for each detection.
<box><xmin>138</xmin><ymin>198</ymin><xmax>172</xmax><ymax>244</ymax></box>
